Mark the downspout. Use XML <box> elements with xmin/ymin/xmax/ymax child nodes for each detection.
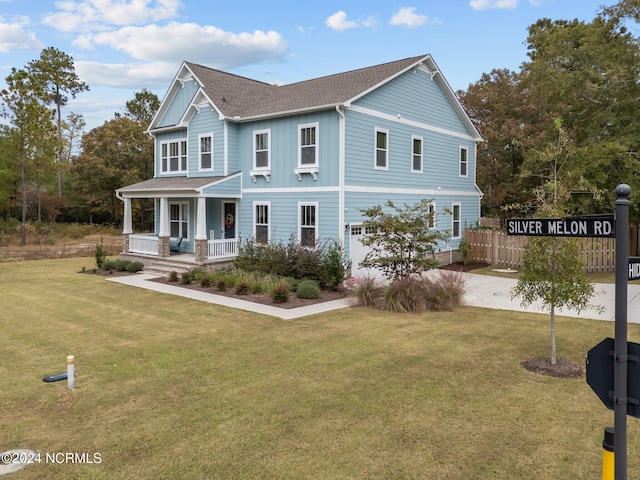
<box><xmin>336</xmin><ymin>105</ymin><xmax>346</xmax><ymax>245</ymax></box>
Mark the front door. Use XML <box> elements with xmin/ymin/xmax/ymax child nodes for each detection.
<box><xmin>223</xmin><ymin>202</ymin><xmax>236</xmax><ymax>239</ymax></box>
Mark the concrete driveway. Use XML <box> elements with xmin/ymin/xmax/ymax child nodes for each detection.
<box><xmin>461</xmin><ymin>272</ymin><xmax>640</xmax><ymax>323</ymax></box>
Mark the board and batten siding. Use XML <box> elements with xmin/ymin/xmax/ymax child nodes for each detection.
<box><xmin>157</xmin><ymin>79</ymin><xmax>199</xmax><ymax>128</ymax></box>
<box><xmin>236</xmin><ymin>110</ymin><xmax>340</xmax><ymax>190</ymax></box>
<box><xmin>238</xmin><ymin>190</ymin><xmax>340</xmax><ymax>245</ymax></box>
<box><xmin>187</xmin><ymin>107</ymin><xmax>225</xmax><ymax>177</ymax></box>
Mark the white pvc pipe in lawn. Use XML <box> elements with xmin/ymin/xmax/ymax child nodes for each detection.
<box><xmin>67</xmin><ymin>355</ymin><xmax>75</xmax><ymax>390</ymax></box>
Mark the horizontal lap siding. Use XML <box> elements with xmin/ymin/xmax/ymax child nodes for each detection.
<box><xmin>355</xmin><ymin>68</ymin><xmax>470</xmax><ymax>136</ymax></box>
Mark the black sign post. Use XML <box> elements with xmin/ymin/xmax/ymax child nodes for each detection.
<box><xmin>614</xmin><ymin>184</ymin><xmax>631</xmax><ymax>480</ymax></box>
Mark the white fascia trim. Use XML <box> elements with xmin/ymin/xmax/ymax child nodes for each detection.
<box><xmin>243</xmin><ymin>186</ymin><xmax>339</xmax><ymax>194</ymax></box>
<box><xmin>344</xmin><ymin>185</ymin><xmax>482</xmax><ymax>197</ymax></box>
<box><xmin>223</xmin><ymin>103</ymin><xmax>341</xmax><ymax>123</ymax></box>
<box><xmin>350</xmin><ymin>105</ymin><xmax>477</xmax><ymax>142</ymax></box>
<box><xmin>149</xmin><ymin>62</ymin><xmax>197</xmax><ymax>131</ymax></box>
<box><xmin>223</xmin><ymin>120</ymin><xmax>229</xmax><ymax>177</ymax></box>
<box><xmin>346</xmin><ymin>55</ymin><xmax>430</xmax><ymax>106</ymax></box>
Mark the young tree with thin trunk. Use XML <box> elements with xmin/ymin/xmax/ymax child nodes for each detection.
<box><xmin>0</xmin><ymin>68</ymin><xmax>56</xmax><ymax>244</ymax></box>
<box><xmin>28</xmin><ymin>47</ymin><xmax>89</xmax><ymax>198</ymax></box>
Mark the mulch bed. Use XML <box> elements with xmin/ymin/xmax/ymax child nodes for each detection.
<box><xmin>151</xmin><ymin>276</ymin><xmax>351</xmax><ymax>309</ymax></box>
<box><xmin>521</xmin><ymin>357</ymin><xmax>583</xmax><ymax>378</ymax></box>
<box><xmin>439</xmin><ymin>261</ymin><xmax>490</xmax><ymax>272</ymax></box>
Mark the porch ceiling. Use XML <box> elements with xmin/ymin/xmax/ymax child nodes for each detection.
<box><xmin>117</xmin><ymin>173</ymin><xmax>241</xmax><ymax>198</ymax></box>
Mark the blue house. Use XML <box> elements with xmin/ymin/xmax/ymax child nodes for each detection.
<box><xmin>116</xmin><ymin>54</ymin><xmax>483</xmax><ymax>276</ymax></box>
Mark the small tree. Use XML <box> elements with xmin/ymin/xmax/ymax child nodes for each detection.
<box><xmin>512</xmin><ymin>236</ymin><xmax>595</xmax><ymax>366</ymax></box>
<box><xmin>359</xmin><ymin>199</ymin><xmax>449</xmax><ymax>280</ymax></box>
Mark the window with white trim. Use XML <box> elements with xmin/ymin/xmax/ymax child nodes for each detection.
<box><xmin>427</xmin><ymin>202</ymin><xmax>436</xmax><ymax>229</ymax></box>
<box><xmin>254</xmin><ymin>129</ymin><xmax>270</xmax><ymax>169</ymax></box>
<box><xmin>299</xmin><ymin>202</ymin><xmax>318</xmax><ymax>247</ymax></box>
<box><xmin>254</xmin><ymin>202</ymin><xmax>270</xmax><ymax>244</ymax></box>
<box><xmin>452</xmin><ymin>203</ymin><xmax>461</xmax><ymax>239</ymax></box>
<box><xmin>374</xmin><ymin>128</ymin><xmax>389</xmax><ymax>170</ymax></box>
<box><xmin>161</xmin><ymin>139</ymin><xmax>188</xmax><ymax>173</ymax></box>
<box><xmin>412</xmin><ymin>136</ymin><xmax>423</xmax><ymax>173</ymax></box>
<box><xmin>459</xmin><ymin>146</ymin><xmax>468</xmax><ymax>177</ymax></box>
<box><xmin>170</xmin><ymin>202</ymin><xmax>189</xmax><ymax>240</ymax></box>
<box><xmin>299</xmin><ymin>123</ymin><xmax>318</xmax><ymax>166</ymax></box>
<box><xmin>199</xmin><ymin>134</ymin><xmax>213</xmax><ymax>171</ymax></box>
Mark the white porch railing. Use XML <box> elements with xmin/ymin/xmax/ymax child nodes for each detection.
<box><xmin>129</xmin><ymin>234</ymin><xmax>159</xmax><ymax>256</ymax></box>
<box><xmin>208</xmin><ymin>238</ymin><xmax>238</xmax><ymax>259</ymax></box>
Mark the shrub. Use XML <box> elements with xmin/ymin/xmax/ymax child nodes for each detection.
<box><xmin>458</xmin><ymin>239</ymin><xmax>472</xmax><ymax>266</ymax></box>
<box><xmin>249</xmin><ymin>279</ymin><xmax>264</xmax><ymax>294</ymax></box>
<box><xmin>235</xmin><ymin>281</ymin><xmax>250</xmax><ymax>295</ymax></box>
<box><xmin>422</xmin><ymin>271</ymin><xmax>465</xmax><ymax>311</ymax></box>
<box><xmin>284</xmin><ymin>277</ymin><xmax>298</xmax><ymax>292</ymax></box>
<box><xmin>271</xmin><ymin>284</ymin><xmax>289</xmax><ymax>304</ymax></box>
<box><xmin>352</xmin><ymin>276</ymin><xmax>382</xmax><ymax>307</ymax></box>
<box><xmin>168</xmin><ymin>271</ymin><xmax>179</xmax><ymax>282</ymax></box>
<box><xmin>379</xmin><ymin>276</ymin><xmax>428</xmax><ymax>313</ymax></box>
<box><xmin>102</xmin><ymin>259</ymin><xmax>116</xmax><ymax>271</ymax></box>
<box><xmin>181</xmin><ymin>272</ymin><xmax>193</xmax><ymax>285</ymax></box>
<box><xmin>112</xmin><ymin>259</ymin><xmax>129</xmax><ymax>271</ymax></box>
<box><xmin>94</xmin><ymin>238</ymin><xmax>107</xmax><ymax>269</ymax></box>
<box><xmin>322</xmin><ymin>240</ymin><xmax>348</xmax><ymax>290</ymax></box>
<box><xmin>215</xmin><ymin>277</ymin><xmax>227</xmax><ymax>291</ymax></box>
<box><xmin>125</xmin><ymin>261</ymin><xmax>144</xmax><ymax>273</ymax></box>
<box><xmin>296</xmin><ymin>279</ymin><xmax>320</xmax><ymax>299</ymax></box>
<box><xmin>200</xmin><ymin>275</ymin><xmax>213</xmax><ymax>287</ymax></box>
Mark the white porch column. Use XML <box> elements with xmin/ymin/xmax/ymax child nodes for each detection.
<box><xmin>159</xmin><ymin>197</ymin><xmax>170</xmax><ymax>236</ymax></box>
<box><xmin>123</xmin><ymin>197</ymin><xmax>132</xmax><ymax>235</ymax></box>
<box><xmin>196</xmin><ymin>196</ymin><xmax>207</xmax><ymax>240</ymax></box>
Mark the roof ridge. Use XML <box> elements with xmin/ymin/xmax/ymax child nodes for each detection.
<box><xmin>185</xmin><ymin>61</ymin><xmax>274</xmax><ymax>88</ymax></box>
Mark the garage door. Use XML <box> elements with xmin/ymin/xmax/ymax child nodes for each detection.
<box><xmin>349</xmin><ymin>225</ymin><xmax>383</xmax><ymax>279</ymax></box>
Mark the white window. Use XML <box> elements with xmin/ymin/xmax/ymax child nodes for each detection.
<box><xmin>161</xmin><ymin>139</ymin><xmax>188</xmax><ymax>173</ymax></box>
<box><xmin>374</xmin><ymin>128</ymin><xmax>389</xmax><ymax>170</ymax></box>
<box><xmin>452</xmin><ymin>203</ymin><xmax>461</xmax><ymax>239</ymax></box>
<box><xmin>170</xmin><ymin>202</ymin><xmax>189</xmax><ymax>240</ymax></box>
<box><xmin>299</xmin><ymin>202</ymin><xmax>318</xmax><ymax>247</ymax></box>
<box><xmin>427</xmin><ymin>202</ymin><xmax>436</xmax><ymax>229</ymax></box>
<box><xmin>459</xmin><ymin>146</ymin><xmax>468</xmax><ymax>177</ymax></box>
<box><xmin>254</xmin><ymin>202</ymin><xmax>270</xmax><ymax>244</ymax></box>
<box><xmin>299</xmin><ymin>123</ymin><xmax>318</xmax><ymax>166</ymax></box>
<box><xmin>412</xmin><ymin>136</ymin><xmax>423</xmax><ymax>173</ymax></box>
<box><xmin>253</xmin><ymin>129</ymin><xmax>270</xmax><ymax>169</ymax></box>
<box><xmin>199</xmin><ymin>134</ymin><xmax>213</xmax><ymax>171</ymax></box>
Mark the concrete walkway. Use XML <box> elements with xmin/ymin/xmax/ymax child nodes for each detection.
<box><xmin>107</xmin><ymin>272</ymin><xmax>640</xmax><ymax>323</ymax></box>
<box><xmin>106</xmin><ymin>274</ymin><xmax>356</xmax><ymax>320</ymax></box>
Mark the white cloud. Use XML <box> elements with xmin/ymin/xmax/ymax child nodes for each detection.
<box><xmin>42</xmin><ymin>0</ymin><xmax>183</xmax><ymax>32</ymax></box>
<box><xmin>75</xmin><ymin>60</ymin><xmax>176</xmax><ymax>88</ymax></box>
<box><xmin>389</xmin><ymin>7</ymin><xmax>429</xmax><ymax>28</ymax></box>
<box><xmin>469</xmin><ymin>0</ymin><xmax>518</xmax><ymax>10</ymax></box>
<box><xmin>0</xmin><ymin>16</ymin><xmax>44</xmax><ymax>52</ymax></box>
<box><xmin>326</xmin><ymin>11</ymin><xmax>359</xmax><ymax>31</ymax></box>
<box><xmin>74</xmin><ymin>22</ymin><xmax>288</xmax><ymax>68</ymax></box>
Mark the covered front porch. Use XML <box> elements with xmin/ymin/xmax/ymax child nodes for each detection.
<box><xmin>116</xmin><ymin>174</ymin><xmax>242</xmax><ymax>266</ymax></box>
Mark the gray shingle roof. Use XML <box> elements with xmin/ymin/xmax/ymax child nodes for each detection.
<box><xmin>117</xmin><ymin>175</ymin><xmax>228</xmax><ymax>192</ymax></box>
<box><xmin>185</xmin><ymin>55</ymin><xmax>427</xmax><ymax>119</ymax></box>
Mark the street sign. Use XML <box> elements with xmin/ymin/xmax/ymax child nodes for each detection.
<box><xmin>506</xmin><ymin>214</ymin><xmax>615</xmax><ymax>237</ymax></box>
<box><xmin>586</xmin><ymin>337</ymin><xmax>640</xmax><ymax>419</ymax></box>
<box><xmin>629</xmin><ymin>257</ymin><xmax>640</xmax><ymax>281</ymax></box>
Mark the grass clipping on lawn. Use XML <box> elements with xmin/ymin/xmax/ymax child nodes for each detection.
<box><xmin>1</xmin><ymin>258</ymin><xmax>639</xmax><ymax>479</ymax></box>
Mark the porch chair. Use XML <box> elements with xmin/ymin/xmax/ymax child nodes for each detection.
<box><xmin>169</xmin><ymin>236</ymin><xmax>182</xmax><ymax>254</ymax></box>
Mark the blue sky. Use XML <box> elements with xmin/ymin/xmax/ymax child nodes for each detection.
<box><xmin>0</xmin><ymin>0</ymin><xmax>614</xmax><ymax>131</ymax></box>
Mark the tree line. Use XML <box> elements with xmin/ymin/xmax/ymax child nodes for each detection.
<box><xmin>2</xmin><ymin>0</ymin><xmax>640</xmax><ymax>247</ymax></box>
<box><xmin>0</xmin><ymin>47</ymin><xmax>158</xmax><ymax>244</ymax></box>
<box><xmin>458</xmin><ymin>0</ymin><xmax>640</xmax><ymax>224</ymax></box>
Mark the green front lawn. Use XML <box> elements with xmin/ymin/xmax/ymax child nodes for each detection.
<box><xmin>1</xmin><ymin>258</ymin><xmax>639</xmax><ymax>479</ymax></box>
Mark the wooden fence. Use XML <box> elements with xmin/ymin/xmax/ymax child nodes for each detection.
<box><xmin>464</xmin><ymin>228</ymin><xmax>620</xmax><ymax>272</ymax></box>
